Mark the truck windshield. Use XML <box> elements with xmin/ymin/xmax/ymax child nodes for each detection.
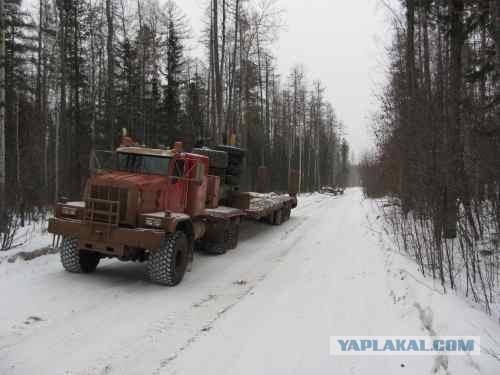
<box><xmin>117</xmin><ymin>153</ymin><xmax>170</xmax><ymax>176</ymax></box>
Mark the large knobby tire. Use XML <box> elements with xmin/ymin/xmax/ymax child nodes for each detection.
<box><xmin>273</xmin><ymin>209</ymin><xmax>283</xmax><ymax>226</ymax></box>
<box><xmin>266</xmin><ymin>211</ymin><xmax>275</xmax><ymax>225</ymax></box>
<box><xmin>201</xmin><ymin>242</ymin><xmax>226</xmax><ymax>255</ymax></box>
<box><xmin>200</xmin><ymin>220</ymin><xmax>240</xmax><ymax>255</ymax></box>
<box><xmin>225</xmin><ymin>221</ymin><xmax>240</xmax><ymax>250</ymax></box>
<box><xmin>148</xmin><ymin>231</ymin><xmax>189</xmax><ymax>286</ymax></box>
<box><xmin>282</xmin><ymin>206</ymin><xmax>291</xmax><ymax>222</ymax></box>
<box><xmin>60</xmin><ymin>237</ymin><xmax>100</xmax><ymax>274</ymax></box>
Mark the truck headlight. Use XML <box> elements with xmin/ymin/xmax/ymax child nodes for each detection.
<box><xmin>144</xmin><ymin>217</ymin><xmax>163</xmax><ymax>228</ymax></box>
<box><xmin>61</xmin><ymin>206</ymin><xmax>78</xmax><ymax>217</ymax></box>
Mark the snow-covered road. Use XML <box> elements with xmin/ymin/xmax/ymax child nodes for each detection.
<box><xmin>1</xmin><ymin>189</ymin><xmax>500</xmax><ymax>375</ymax></box>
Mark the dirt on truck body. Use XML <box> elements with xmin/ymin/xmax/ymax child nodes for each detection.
<box><xmin>49</xmin><ymin>141</ymin><xmax>298</xmax><ymax>286</ymax></box>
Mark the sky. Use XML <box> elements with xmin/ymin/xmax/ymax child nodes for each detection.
<box><xmin>178</xmin><ymin>0</ymin><xmax>394</xmax><ymax>159</ymax></box>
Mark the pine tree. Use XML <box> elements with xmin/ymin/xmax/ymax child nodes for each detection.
<box><xmin>184</xmin><ymin>71</ymin><xmax>206</xmax><ymax>148</ymax></box>
<box><xmin>162</xmin><ymin>18</ymin><xmax>183</xmax><ymax>146</ymax></box>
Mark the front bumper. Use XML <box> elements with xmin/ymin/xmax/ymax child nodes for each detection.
<box><xmin>48</xmin><ymin>218</ymin><xmax>165</xmax><ymax>255</ymax></box>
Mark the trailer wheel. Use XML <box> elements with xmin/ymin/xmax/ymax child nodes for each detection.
<box><xmin>148</xmin><ymin>231</ymin><xmax>189</xmax><ymax>286</ymax></box>
<box><xmin>265</xmin><ymin>212</ymin><xmax>275</xmax><ymax>225</ymax></box>
<box><xmin>273</xmin><ymin>209</ymin><xmax>283</xmax><ymax>226</ymax></box>
<box><xmin>60</xmin><ymin>237</ymin><xmax>100</xmax><ymax>273</ymax></box>
<box><xmin>282</xmin><ymin>206</ymin><xmax>291</xmax><ymax>222</ymax></box>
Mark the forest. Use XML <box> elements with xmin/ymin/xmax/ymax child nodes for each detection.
<box><xmin>361</xmin><ymin>0</ymin><xmax>500</xmax><ymax>314</ymax></box>
<box><xmin>0</xmin><ymin>0</ymin><xmax>350</xmax><ymax>249</ymax></box>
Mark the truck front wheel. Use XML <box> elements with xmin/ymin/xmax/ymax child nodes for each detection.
<box><xmin>148</xmin><ymin>231</ymin><xmax>189</xmax><ymax>286</ymax></box>
<box><xmin>60</xmin><ymin>237</ymin><xmax>100</xmax><ymax>273</ymax></box>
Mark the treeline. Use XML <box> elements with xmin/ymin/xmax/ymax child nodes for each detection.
<box><xmin>0</xmin><ymin>0</ymin><xmax>348</xmax><ymax>248</ymax></box>
<box><xmin>361</xmin><ymin>0</ymin><xmax>499</xmax><ymax>312</ymax></box>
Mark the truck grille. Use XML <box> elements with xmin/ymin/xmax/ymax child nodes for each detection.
<box><xmin>89</xmin><ymin>185</ymin><xmax>129</xmax><ymax>223</ymax></box>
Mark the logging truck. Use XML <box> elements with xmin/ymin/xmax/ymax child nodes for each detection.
<box><xmin>48</xmin><ymin>142</ymin><xmax>298</xmax><ymax>286</ymax></box>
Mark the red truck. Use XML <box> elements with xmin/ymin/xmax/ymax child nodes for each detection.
<box><xmin>48</xmin><ymin>143</ymin><xmax>298</xmax><ymax>286</ymax></box>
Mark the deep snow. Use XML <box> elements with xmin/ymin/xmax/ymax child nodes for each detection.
<box><xmin>0</xmin><ymin>219</ymin><xmax>53</xmax><ymax>263</ymax></box>
<box><xmin>0</xmin><ymin>189</ymin><xmax>499</xmax><ymax>375</ymax></box>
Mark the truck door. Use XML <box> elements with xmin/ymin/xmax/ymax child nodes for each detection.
<box><xmin>165</xmin><ymin>158</ymin><xmax>187</xmax><ymax>213</ymax></box>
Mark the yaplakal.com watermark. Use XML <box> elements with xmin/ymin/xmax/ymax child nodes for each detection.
<box><xmin>330</xmin><ymin>336</ymin><xmax>480</xmax><ymax>356</ymax></box>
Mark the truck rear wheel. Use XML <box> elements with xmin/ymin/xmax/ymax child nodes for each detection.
<box><xmin>60</xmin><ymin>237</ymin><xmax>100</xmax><ymax>273</ymax></box>
<box><xmin>148</xmin><ymin>231</ymin><xmax>189</xmax><ymax>286</ymax></box>
<box><xmin>200</xmin><ymin>220</ymin><xmax>240</xmax><ymax>255</ymax></box>
<box><xmin>201</xmin><ymin>242</ymin><xmax>226</xmax><ymax>255</ymax></box>
<box><xmin>225</xmin><ymin>221</ymin><xmax>240</xmax><ymax>250</ymax></box>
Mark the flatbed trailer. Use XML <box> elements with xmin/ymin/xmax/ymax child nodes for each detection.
<box><xmin>244</xmin><ymin>192</ymin><xmax>297</xmax><ymax>224</ymax></box>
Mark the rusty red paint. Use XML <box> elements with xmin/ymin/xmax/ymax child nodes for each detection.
<box><xmin>89</xmin><ymin>152</ymin><xmax>210</xmax><ymax>217</ymax></box>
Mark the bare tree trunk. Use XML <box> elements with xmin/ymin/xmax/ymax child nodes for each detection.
<box><xmin>496</xmin><ymin>0</ymin><xmax>500</xmax><ymax>102</ymax></box>
<box><xmin>209</xmin><ymin>0</ymin><xmax>216</xmax><ymax>141</ymax></box>
<box><xmin>15</xmin><ymin>98</ymin><xmax>22</xmax><ymax>226</ymax></box>
<box><xmin>73</xmin><ymin>1</ymin><xmax>87</xmax><ymax>195</ymax></box>
<box><xmin>106</xmin><ymin>0</ymin><xmax>115</xmax><ymax>148</ymax></box>
<box><xmin>256</xmin><ymin>29</ymin><xmax>264</xmax><ymax>164</ymax></box>
<box><xmin>265</xmin><ymin>56</ymin><xmax>270</xmax><ymax>161</ymax></box>
<box><xmin>402</xmin><ymin>0</ymin><xmax>417</xmax><ymax>214</ymax></box>
<box><xmin>137</xmin><ymin>0</ymin><xmax>146</xmax><ymax>144</ymax></box>
<box><xmin>444</xmin><ymin>0</ymin><xmax>464</xmax><ymax>239</ymax></box>
<box><xmin>226</xmin><ymin>0</ymin><xmax>239</xmax><ymax>138</ymax></box>
<box><xmin>56</xmin><ymin>4</ymin><xmax>67</xmax><ymax>202</ymax></box>
<box><xmin>290</xmin><ymin>70</ymin><xmax>298</xmax><ymax>173</ymax></box>
<box><xmin>36</xmin><ymin>0</ymin><xmax>43</xmax><ymax>117</ymax></box>
<box><xmin>212</xmin><ymin>0</ymin><xmax>224</xmax><ymax>143</ymax></box>
<box><xmin>55</xmin><ymin>109</ymin><xmax>60</xmax><ymax>202</ymax></box>
<box><xmin>0</xmin><ymin>0</ymin><xmax>5</xmax><ymax>232</ymax></box>
<box><xmin>494</xmin><ymin>0</ymin><xmax>500</xmax><ymax>231</ymax></box>
<box><xmin>89</xmin><ymin>0</ymin><xmax>97</xmax><ymax>145</ymax></box>
<box><xmin>221</xmin><ymin>0</ymin><xmax>226</xmax><ymax>138</ymax></box>
<box><xmin>40</xmin><ymin>0</ymin><xmax>49</xmax><ymax>202</ymax></box>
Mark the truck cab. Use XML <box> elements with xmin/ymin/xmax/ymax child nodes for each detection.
<box><xmin>49</xmin><ymin>143</ymin><xmax>242</xmax><ymax>286</ymax></box>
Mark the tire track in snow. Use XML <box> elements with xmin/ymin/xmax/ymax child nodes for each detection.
<box><xmin>0</xmin><ymin>193</ymin><xmax>344</xmax><ymax>375</ymax></box>
<box><xmin>152</xmin><ymin>285</ymin><xmax>256</xmax><ymax>375</ymax></box>
<box><xmin>151</xmin><ymin>193</ymin><xmax>340</xmax><ymax>374</ymax></box>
